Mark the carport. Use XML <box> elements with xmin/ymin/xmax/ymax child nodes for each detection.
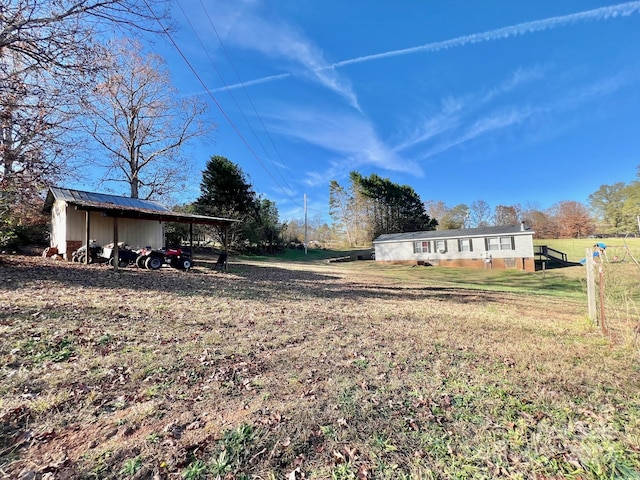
<box><xmin>43</xmin><ymin>188</ymin><xmax>239</xmax><ymax>270</ymax></box>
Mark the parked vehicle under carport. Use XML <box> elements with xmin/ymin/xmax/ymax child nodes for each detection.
<box><xmin>136</xmin><ymin>247</ymin><xmax>193</xmax><ymax>271</ymax></box>
<box><xmin>101</xmin><ymin>244</ymin><xmax>139</xmax><ymax>268</ymax></box>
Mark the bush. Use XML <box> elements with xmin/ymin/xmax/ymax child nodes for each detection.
<box><xmin>0</xmin><ymin>214</ymin><xmax>49</xmax><ymax>250</ymax></box>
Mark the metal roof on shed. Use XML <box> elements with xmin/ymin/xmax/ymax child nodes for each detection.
<box><xmin>42</xmin><ymin>187</ymin><xmax>239</xmax><ymax>226</ymax></box>
<box><xmin>373</xmin><ymin>224</ymin><xmax>534</xmax><ymax>244</ymax></box>
<box><xmin>43</xmin><ymin>187</ymin><xmax>170</xmax><ymax>213</ymax></box>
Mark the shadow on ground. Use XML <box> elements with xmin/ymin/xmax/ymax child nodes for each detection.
<box><xmin>0</xmin><ymin>254</ymin><xmax>505</xmax><ymax>307</ymax></box>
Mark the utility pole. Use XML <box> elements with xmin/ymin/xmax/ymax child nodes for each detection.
<box><xmin>304</xmin><ymin>193</ymin><xmax>308</xmax><ymax>255</ymax></box>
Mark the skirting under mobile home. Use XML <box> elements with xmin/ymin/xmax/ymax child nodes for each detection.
<box><xmin>373</xmin><ymin>224</ymin><xmax>536</xmax><ymax>272</ymax></box>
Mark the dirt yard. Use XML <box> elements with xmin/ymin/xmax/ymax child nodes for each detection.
<box><xmin>1</xmin><ymin>254</ymin><xmax>638</xmax><ymax>479</ymax></box>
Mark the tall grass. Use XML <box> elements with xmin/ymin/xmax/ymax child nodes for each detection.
<box><xmin>591</xmin><ymin>260</ymin><xmax>640</xmax><ymax>352</ymax></box>
<box><xmin>535</xmin><ymin>238</ymin><xmax>640</xmax><ymax>350</ymax></box>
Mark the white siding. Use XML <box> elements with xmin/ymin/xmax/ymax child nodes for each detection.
<box><xmin>116</xmin><ymin>218</ymin><xmax>164</xmax><ymax>249</ymax></box>
<box><xmin>65</xmin><ymin>207</ymin><xmax>88</xmax><ymax>244</ymax></box>
<box><xmin>50</xmin><ymin>200</ymin><xmax>67</xmax><ymax>252</ymax></box>
<box><xmin>65</xmin><ymin>208</ymin><xmax>164</xmax><ymax>249</ymax></box>
<box><xmin>52</xmin><ymin>203</ymin><xmax>165</xmax><ymax>254</ymax></box>
<box><xmin>374</xmin><ymin>240</ymin><xmax>416</xmax><ymax>262</ymax></box>
<box><xmin>374</xmin><ymin>233</ymin><xmax>534</xmax><ymax>263</ymax></box>
<box><xmin>507</xmin><ymin>234</ymin><xmax>533</xmax><ymax>258</ymax></box>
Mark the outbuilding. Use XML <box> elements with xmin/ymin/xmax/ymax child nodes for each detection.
<box><xmin>42</xmin><ymin>187</ymin><xmax>238</xmax><ymax>265</ymax></box>
<box><xmin>373</xmin><ymin>223</ymin><xmax>536</xmax><ymax>272</ymax></box>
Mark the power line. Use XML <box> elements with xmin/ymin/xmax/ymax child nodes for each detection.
<box><xmin>142</xmin><ymin>0</ymin><xmax>300</xmax><ymax>207</ymax></box>
<box><xmin>197</xmin><ymin>0</ymin><xmax>297</xmax><ymax>186</ymax></box>
<box><xmin>175</xmin><ymin>0</ymin><xmax>297</xmax><ymax>197</ymax></box>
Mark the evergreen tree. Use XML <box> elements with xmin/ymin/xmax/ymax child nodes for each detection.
<box><xmin>195</xmin><ymin>155</ymin><xmax>283</xmax><ymax>251</ymax></box>
<box><xmin>353</xmin><ymin>172</ymin><xmax>436</xmax><ymax>238</ymax></box>
<box><xmin>243</xmin><ymin>198</ymin><xmax>283</xmax><ymax>253</ymax></box>
<box><xmin>329</xmin><ymin>172</ymin><xmax>436</xmax><ymax>244</ymax></box>
<box><xmin>194</xmin><ymin>156</ymin><xmax>256</xmax><ymax>249</ymax></box>
<box><xmin>195</xmin><ymin>156</ymin><xmax>255</xmax><ymax>217</ymax></box>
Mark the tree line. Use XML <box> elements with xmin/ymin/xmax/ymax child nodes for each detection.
<box><xmin>326</xmin><ymin>168</ymin><xmax>640</xmax><ymax>247</ymax></box>
<box><xmin>423</xmin><ymin>199</ymin><xmax>596</xmax><ymax>240</ymax></box>
<box><xmin>588</xmin><ymin>170</ymin><xmax>640</xmax><ymax>236</ymax></box>
<box><xmin>1</xmin><ymin>1</ymin><xmax>637</xmax><ymax>251</ymax></box>
<box><xmin>180</xmin><ymin>163</ymin><xmax>640</xmax><ymax>250</ymax></box>
<box><xmin>329</xmin><ymin>172</ymin><xmax>436</xmax><ymax>245</ymax></box>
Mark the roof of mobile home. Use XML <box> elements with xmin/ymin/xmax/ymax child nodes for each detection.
<box><xmin>373</xmin><ymin>224</ymin><xmax>534</xmax><ymax>243</ymax></box>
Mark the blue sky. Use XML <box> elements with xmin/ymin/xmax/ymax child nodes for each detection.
<box><xmin>145</xmin><ymin>0</ymin><xmax>640</xmax><ymax>221</ymax></box>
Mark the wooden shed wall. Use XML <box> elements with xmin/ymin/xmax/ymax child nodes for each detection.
<box><xmin>52</xmin><ymin>201</ymin><xmax>165</xmax><ymax>255</ymax></box>
<box><xmin>50</xmin><ymin>200</ymin><xmax>68</xmax><ymax>254</ymax></box>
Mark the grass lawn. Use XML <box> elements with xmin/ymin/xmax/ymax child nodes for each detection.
<box><xmin>1</xmin><ymin>251</ymin><xmax>639</xmax><ymax>479</ymax></box>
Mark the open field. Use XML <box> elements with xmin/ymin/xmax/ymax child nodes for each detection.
<box><xmin>534</xmin><ymin>238</ymin><xmax>640</xmax><ymax>264</ymax></box>
<box><xmin>1</xmin><ymin>252</ymin><xmax>639</xmax><ymax>479</ymax></box>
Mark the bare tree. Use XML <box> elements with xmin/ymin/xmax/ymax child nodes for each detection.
<box><xmin>1</xmin><ymin>0</ymin><xmax>172</xmax><ymax>181</ymax></box>
<box><xmin>329</xmin><ymin>179</ymin><xmax>355</xmax><ymax>246</ymax></box>
<box><xmin>1</xmin><ymin>49</ymin><xmax>83</xmax><ymax>192</ymax></box>
<box><xmin>424</xmin><ymin>200</ymin><xmax>449</xmax><ymax>229</ymax></box>
<box><xmin>468</xmin><ymin>199</ymin><xmax>491</xmax><ymax>228</ymax></box>
<box><xmin>284</xmin><ymin>216</ymin><xmax>334</xmax><ymax>247</ymax></box>
<box><xmin>1</xmin><ymin>0</ymin><xmax>170</xmax><ymax>242</ymax></box>
<box><xmin>1</xmin><ymin>45</ymin><xmax>85</xmax><ymax>245</ymax></box>
<box><xmin>282</xmin><ymin>219</ymin><xmax>305</xmax><ymax>244</ymax></box>
<box><xmin>1</xmin><ymin>0</ymin><xmax>170</xmax><ymax>78</ymax></box>
<box><xmin>81</xmin><ymin>39</ymin><xmax>212</xmax><ymax>199</ymax></box>
<box><xmin>493</xmin><ymin>204</ymin><xmax>520</xmax><ymax>226</ymax></box>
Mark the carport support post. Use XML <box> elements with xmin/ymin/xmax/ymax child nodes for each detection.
<box><xmin>224</xmin><ymin>225</ymin><xmax>228</xmax><ymax>272</ymax></box>
<box><xmin>190</xmin><ymin>222</ymin><xmax>194</xmax><ymax>262</ymax></box>
<box><xmin>84</xmin><ymin>211</ymin><xmax>90</xmax><ymax>265</ymax></box>
<box><xmin>112</xmin><ymin>216</ymin><xmax>119</xmax><ymax>271</ymax></box>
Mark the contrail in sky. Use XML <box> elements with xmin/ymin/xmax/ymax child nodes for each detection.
<box><xmin>332</xmin><ymin>2</ymin><xmax>640</xmax><ymax>68</ymax></box>
<box><xmin>214</xmin><ymin>1</ymin><xmax>640</xmax><ymax>92</ymax></box>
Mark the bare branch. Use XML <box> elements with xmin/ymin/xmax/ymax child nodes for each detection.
<box><xmin>80</xmin><ymin>38</ymin><xmax>214</xmax><ymax>199</ymax></box>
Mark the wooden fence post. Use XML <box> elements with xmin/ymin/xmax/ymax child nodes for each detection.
<box><xmin>586</xmin><ymin>248</ymin><xmax>596</xmax><ymax>323</ymax></box>
<box><xmin>599</xmin><ymin>262</ymin><xmax>607</xmax><ymax>335</ymax></box>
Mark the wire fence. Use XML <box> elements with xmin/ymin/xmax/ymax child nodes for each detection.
<box><xmin>585</xmin><ymin>243</ymin><xmax>640</xmax><ymax>356</ymax></box>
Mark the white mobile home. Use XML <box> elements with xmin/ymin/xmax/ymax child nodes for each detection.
<box><xmin>373</xmin><ymin>224</ymin><xmax>536</xmax><ymax>272</ymax></box>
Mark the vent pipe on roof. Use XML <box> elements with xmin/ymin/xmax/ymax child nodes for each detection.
<box><xmin>520</xmin><ymin>221</ymin><xmax>526</xmax><ymax>231</ymax></box>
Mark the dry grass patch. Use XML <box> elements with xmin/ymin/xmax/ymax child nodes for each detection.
<box><xmin>1</xmin><ymin>254</ymin><xmax>639</xmax><ymax>479</ymax></box>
